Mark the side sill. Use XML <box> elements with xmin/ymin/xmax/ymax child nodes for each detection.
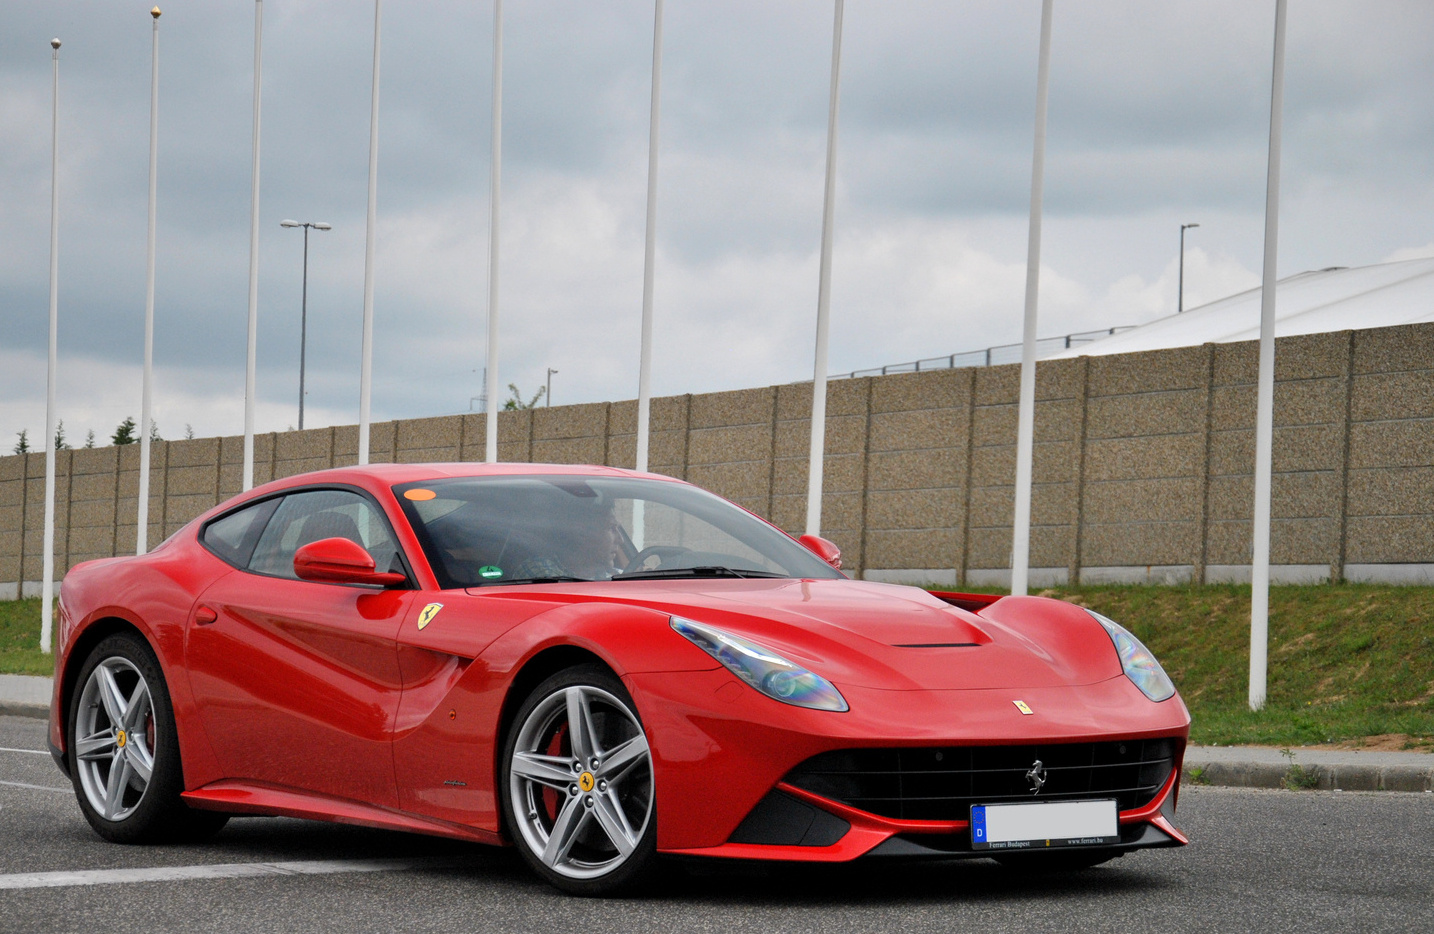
<box><xmin>182</xmin><ymin>780</ymin><xmax>504</xmax><ymax>846</ymax></box>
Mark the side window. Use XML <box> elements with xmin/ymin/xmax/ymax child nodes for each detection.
<box><xmin>201</xmin><ymin>498</ymin><xmax>280</xmax><ymax>569</ymax></box>
<box><xmin>247</xmin><ymin>489</ymin><xmax>403</xmax><ymax>581</ymax></box>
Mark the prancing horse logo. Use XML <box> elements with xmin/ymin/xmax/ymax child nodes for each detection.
<box><xmin>1025</xmin><ymin>759</ymin><xmax>1047</xmax><ymax>795</ymax></box>
<box><xmin>416</xmin><ymin>603</ymin><xmax>444</xmax><ymax>631</ymax></box>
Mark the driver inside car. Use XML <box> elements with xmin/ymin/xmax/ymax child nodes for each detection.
<box><xmin>512</xmin><ymin>503</ymin><xmax>629</xmax><ymax>581</ymax></box>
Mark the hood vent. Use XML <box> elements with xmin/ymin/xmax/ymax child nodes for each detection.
<box><xmin>892</xmin><ymin>642</ymin><xmax>980</xmax><ymax>648</ymax></box>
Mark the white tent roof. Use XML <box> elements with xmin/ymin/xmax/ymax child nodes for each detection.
<box><xmin>1045</xmin><ymin>256</ymin><xmax>1434</xmax><ymax>359</ymax></box>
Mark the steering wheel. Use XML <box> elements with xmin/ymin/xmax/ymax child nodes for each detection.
<box><xmin>621</xmin><ymin>545</ymin><xmax>694</xmax><ymax>575</ymax></box>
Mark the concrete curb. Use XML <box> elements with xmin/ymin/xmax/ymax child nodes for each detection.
<box><xmin>1183</xmin><ymin>745</ymin><xmax>1434</xmax><ymax>794</ymax></box>
<box><xmin>0</xmin><ymin>702</ymin><xmax>49</xmax><ymax>720</ymax></box>
<box><xmin>1183</xmin><ymin>761</ymin><xmax>1434</xmax><ymax>793</ymax></box>
<box><xmin>0</xmin><ymin>674</ymin><xmax>51</xmax><ymax>721</ymax></box>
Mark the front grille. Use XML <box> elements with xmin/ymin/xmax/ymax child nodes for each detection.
<box><xmin>784</xmin><ymin>738</ymin><xmax>1176</xmax><ymax>821</ymax></box>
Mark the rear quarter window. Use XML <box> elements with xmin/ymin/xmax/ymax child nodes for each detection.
<box><xmin>201</xmin><ymin>498</ymin><xmax>280</xmax><ymax>568</ymax></box>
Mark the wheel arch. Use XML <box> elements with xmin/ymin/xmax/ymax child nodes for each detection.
<box><xmin>58</xmin><ymin>616</ymin><xmax>150</xmax><ymax>746</ymax></box>
<box><xmin>487</xmin><ymin>602</ymin><xmax>708</xmax><ymax>754</ymax></box>
<box><xmin>495</xmin><ymin>644</ymin><xmax>616</xmax><ymax>760</ymax></box>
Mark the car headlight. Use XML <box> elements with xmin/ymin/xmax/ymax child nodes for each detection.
<box><xmin>670</xmin><ymin>616</ymin><xmax>848</xmax><ymax>712</ymax></box>
<box><xmin>1087</xmin><ymin>610</ymin><xmax>1176</xmax><ymax>702</ymax></box>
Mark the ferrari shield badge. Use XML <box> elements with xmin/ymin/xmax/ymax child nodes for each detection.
<box><xmin>1013</xmin><ymin>699</ymin><xmax>1034</xmax><ymax>715</ymax></box>
<box><xmin>417</xmin><ymin>603</ymin><xmax>444</xmax><ymax>630</ymax></box>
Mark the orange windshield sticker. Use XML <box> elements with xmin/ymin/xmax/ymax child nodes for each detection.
<box><xmin>404</xmin><ymin>489</ymin><xmax>437</xmax><ymax>501</ymax></box>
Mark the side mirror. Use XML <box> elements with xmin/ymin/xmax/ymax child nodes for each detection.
<box><xmin>294</xmin><ymin>537</ymin><xmax>406</xmax><ymax>587</ymax></box>
<box><xmin>798</xmin><ymin>534</ymin><xmax>842</xmax><ymax>570</ymax></box>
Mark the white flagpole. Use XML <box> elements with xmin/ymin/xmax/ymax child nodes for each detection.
<box><xmin>1250</xmin><ymin>0</ymin><xmax>1288</xmax><ymax>712</ymax></box>
<box><xmin>242</xmin><ymin>0</ymin><xmax>264</xmax><ymax>491</ymax></box>
<box><xmin>1010</xmin><ymin>0</ymin><xmax>1054</xmax><ymax>597</ymax></box>
<box><xmin>634</xmin><ymin>0</ymin><xmax>664</xmax><ymax>477</ymax></box>
<box><xmin>484</xmin><ymin>0</ymin><xmax>503</xmax><ymax>463</ymax></box>
<box><xmin>41</xmin><ymin>38</ymin><xmax>61</xmax><ymax>654</ymax></box>
<box><xmin>137</xmin><ymin>7</ymin><xmax>161</xmax><ymax>555</ymax></box>
<box><xmin>805</xmin><ymin>0</ymin><xmax>844</xmax><ymax>537</ymax></box>
<box><xmin>358</xmin><ymin>0</ymin><xmax>383</xmax><ymax>466</ymax></box>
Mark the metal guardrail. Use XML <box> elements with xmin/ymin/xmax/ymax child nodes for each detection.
<box><xmin>829</xmin><ymin>326</ymin><xmax>1135</xmax><ymax>380</ymax></box>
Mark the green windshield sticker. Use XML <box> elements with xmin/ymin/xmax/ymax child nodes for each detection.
<box><xmin>479</xmin><ymin>565</ymin><xmax>503</xmax><ymax>580</ymax></box>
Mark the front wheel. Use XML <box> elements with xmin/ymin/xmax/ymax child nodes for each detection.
<box><xmin>67</xmin><ymin>631</ymin><xmax>229</xmax><ymax>844</ymax></box>
<box><xmin>501</xmin><ymin>665</ymin><xmax>657</xmax><ymax>896</ymax></box>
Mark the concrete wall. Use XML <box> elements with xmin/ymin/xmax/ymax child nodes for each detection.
<box><xmin>3</xmin><ymin>322</ymin><xmax>1431</xmax><ymax>594</ymax></box>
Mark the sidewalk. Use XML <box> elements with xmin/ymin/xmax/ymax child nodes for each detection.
<box><xmin>3</xmin><ymin>673</ymin><xmax>1430</xmax><ymax>793</ymax></box>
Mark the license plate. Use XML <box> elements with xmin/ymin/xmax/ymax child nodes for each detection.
<box><xmin>970</xmin><ymin>799</ymin><xmax>1119</xmax><ymax>850</ymax></box>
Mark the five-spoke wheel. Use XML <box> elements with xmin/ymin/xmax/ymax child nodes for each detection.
<box><xmin>67</xmin><ymin>632</ymin><xmax>229</xmax><ymax>844</ymax></box>
<box><xmin>502</xmin><ymin>666</ymin><xmax>657</xmax><ymax>895</ymax></box>
<box><xmin>74</xmin><ymin>654</ymin><xmax>156</xmax><ymax>823</ymax></box>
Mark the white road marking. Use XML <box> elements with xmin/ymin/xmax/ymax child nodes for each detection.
<box><xmin>0</xmin><ymin>857</ymin><xmax>462</xmax><ymax>890</ymax></box>
<box><xmin>0</xmin><ymin>780</ymin><xmax>70</xmax><ymax>794</ymax></box>
<box><xmin>0</xmin><ymin>747</ymin><xmax>50</xmax><ymax>756</ymax></box>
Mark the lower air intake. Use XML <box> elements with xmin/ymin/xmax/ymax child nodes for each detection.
<box><xmin>784</xmin><ymin>738</ymin><xmax>1177</xmax><ymax>821</ymax></box>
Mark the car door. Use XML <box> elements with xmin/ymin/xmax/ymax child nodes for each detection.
<box><xmin>186</xmin><ymin>487</ymin><xmax>414</xmax><ymax>809</ymax></box>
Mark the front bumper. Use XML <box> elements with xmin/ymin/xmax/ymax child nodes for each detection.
<box><xmin>626</xmin><ymin>668</ymin><xmax>1190</xmax><ymax>860</ymax></box>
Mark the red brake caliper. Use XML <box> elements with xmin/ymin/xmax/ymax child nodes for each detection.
<box><xmin>541</xmin><ymin>725</ymin><xmax>568</xmax><ymax>824</ymax></box>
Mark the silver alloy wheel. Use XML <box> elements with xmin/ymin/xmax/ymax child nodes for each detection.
<box><xmin>74</xmin><ymin>656</ymin><xmax>156</xmax><ymax>822</ymax></box>
<box><xmin>508</xmin><ymin>684</ymin><xmax>653</xmax><ymax>880</ymax></box>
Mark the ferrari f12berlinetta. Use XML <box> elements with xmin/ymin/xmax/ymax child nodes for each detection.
<box><xmin>49</xmin><ymin>464</ymin><xmax>1188</xmax><ymax>894</ymax></box>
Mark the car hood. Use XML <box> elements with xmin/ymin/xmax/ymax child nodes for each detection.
<box><xmin>496</xmin><ymin>578</ymin><xmax>1123</xmax><ymax>692</ymax></box>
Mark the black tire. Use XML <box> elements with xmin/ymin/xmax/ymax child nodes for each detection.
<box><xmin>992</xmin><ymin>848</ymin><xmax>1122</xmax><ymax>872</ymax></box>
<box><xmin>500</xmin><ymin>664</ymin><xmax>658</xmax><ymax>896</ymax></box>
<box><xmin>66</xmin><ymin>631</ymin><xmax>229</xmax><ymax>844</ymax></box>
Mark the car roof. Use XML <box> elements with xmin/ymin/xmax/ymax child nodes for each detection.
<box><xmin>245</xmin><ymin>462</ymin><xmax>680</xmax><ymax>498</ymax></box>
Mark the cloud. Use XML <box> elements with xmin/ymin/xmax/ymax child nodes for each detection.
<box><xmin>2</xmin><ymin>0</ymin><xmax>1432</xmax><ymax>449</ymax></box>
<box><xmin>0</xmin><ymin>348</ymin><xmax>353</xmax><ymax>449</ymax></box>
<box><xmin>1382</xmin><ymin>243</ymin><xmax>1434</xmax><ymax>264</ymax></box>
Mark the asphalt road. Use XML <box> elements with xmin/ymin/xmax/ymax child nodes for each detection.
<box><xmin>3</xmin><ymin>715</ymin><xmax>1431</xmax><ymax>934</ymax></box>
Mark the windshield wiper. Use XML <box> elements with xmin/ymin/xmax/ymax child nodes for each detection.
<box><xmin>610</xmin><ymin>566</ymin><xmax>788</xmax><ymax>581</ymax></box>
<box><xmin>473</xmin><ymin>575</ymin><xmax>589</xmax><ymax>586</ymax></box>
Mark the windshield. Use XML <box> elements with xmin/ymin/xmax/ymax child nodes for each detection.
<box><xmin>392</xmin><ymin>475</ymin><xmax>845</xmax><ymax>589</ymax></box>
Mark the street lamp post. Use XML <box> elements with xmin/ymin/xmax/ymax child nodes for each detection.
<box><xmin>545</xmin><ymin>367</ymin><xmax>557</xmax><ymax>407</ymax></box>
<box><xmin>1010</xmin><ymin>0</ymin><xmax>1056</xmax><ymax>597</ymax></box>
<box><xmin>1251</xmin><ymin>0</ymin><xmax>1289</xmax><ymax>712</ymax></box>
<box><xmin>485</xmin><ymin>0</ymin><xmax>503</xmax><ymax>463</ymax></box>
<box><xmin>280</xmin><ymin>220</ymin><xmax>331</xmax><ymax>430</ymax></box>
<box><xmin>42</xmin><ymin>37</ymin><xmax>61</xmax><ymax>653</ymax></box>
<box><xmin>805</xmin><ymin>0</ymin><xmax>845</xmax><ymax>538</ymax></box>
<box><xmin>137</xmin><ymin>6</ymin><xmax>161</xmax><ymax>554</ymax></box>
<box><xmin>1178</xmin><ymin>222</ymin><xmax>1199</xmax><ymax>313</ymax></box>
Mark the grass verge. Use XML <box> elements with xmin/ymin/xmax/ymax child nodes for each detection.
<box><xmin>0</xmin><ymin>599</ymin><xmax>55</xmax><ymax>677</ymax></box>
<box><xmin>1031</xmin><ymin>583</ymin><xmax>1434</xmax><ymax>749</ymax></box>
<box><xmin>3</xmin><ymin>583</ymin><xmax>1431</xmax><ymax>749</ymax></box>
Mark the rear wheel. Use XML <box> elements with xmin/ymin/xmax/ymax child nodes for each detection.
<box><xmin>501</xmin><ymin>665</ymin><xmax>657</xmax><ymax>896</ymax></box>
<box><xmin>67</xmin><ymin>632</ymin><xmax>229</xmax><ymax>844</ymax></box>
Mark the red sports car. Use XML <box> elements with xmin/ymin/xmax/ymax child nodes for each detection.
<box><xmin>48</xmin><ymin>464</ymin><xmax>1189</xmax><ymax>894</ymax></box>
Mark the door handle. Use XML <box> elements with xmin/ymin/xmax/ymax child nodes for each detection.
<box><xmin>195</xmin><ymin>605</ymin><xmax>218</xmax><ymax>625</ymax></box>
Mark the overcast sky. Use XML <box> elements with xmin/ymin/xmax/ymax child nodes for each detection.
<box><xmin>3</xmin><ymin>0</ymin><xmax>1432</xmax><ymax>448</ymax></box>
